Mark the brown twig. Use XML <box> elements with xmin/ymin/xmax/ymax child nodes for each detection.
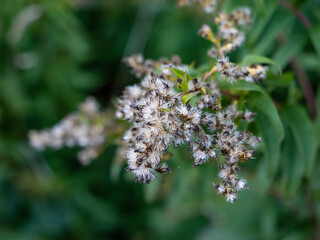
<box><xmin>276</xmin><ymin>34</ymin><xmax>317</xmax><ymax>119</ymax></box>
<box><xmin>278</xmin><ymin>0</ymin><xmax>312</xmax><ymax>29</ymax></box>
<box><xmin>202</xmin><ymin>66</ymin><xmax>216</xmax><ymax>82</ymax></box>
<box><xmin>290</xmin><ymin>58</ymin><xmax>317</xmax><ymax>119</ymax></box>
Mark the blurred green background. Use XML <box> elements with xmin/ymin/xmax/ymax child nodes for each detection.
<box><xmin>1</xmin><ymin>0</ymin><xmax>320</xmax><ymax>239</ymax></box>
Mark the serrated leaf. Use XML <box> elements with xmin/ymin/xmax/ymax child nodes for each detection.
<box><xmin>281</xmin><ymin>105</ymin><xmax>317</xmax><ymax>177</ymax></box>
<box><xmin>182</xmin><ymin>91</ymin><xmax>201</xmax><ymax>104</ymax></box>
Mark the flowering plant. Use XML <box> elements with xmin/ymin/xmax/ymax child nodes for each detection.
<box><xmin>28</xmin><ymin>0</ymin><xmax>312</xmax><ymax>205</ymax></box>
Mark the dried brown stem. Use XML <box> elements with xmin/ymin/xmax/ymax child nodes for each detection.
<box><xmin>278</xmin><ymin>0</ymin><xmax>311</xmax><ymax>29</ymax></box>
<box><xmin>290</xmin><ymin>58</ymin><xmax>317</xmax><ymax>119</ymax></box>
<box><xmin>277</xmin><ymin>34</ymin><xmax>317</xmax><ymax>119</ymax></box>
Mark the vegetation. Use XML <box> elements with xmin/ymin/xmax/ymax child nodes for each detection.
<box><xmin>0</xmin><ymin>0</ymin><xmax>320</xmax><ymax>239</ymax></box>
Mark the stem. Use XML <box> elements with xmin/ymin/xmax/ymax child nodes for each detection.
<box><xmin>202</xmin><ymin>66</ymin><xmax>216</xmax><ymax>82</ymax></box>
<box><xmin>290</xmin><ymin>58</ymin><xmax>317</xmax><ymax>119</ymax></box>
<box><xmin>278</xmin><ymin>0</ymin><xmax>311</xmax><ymax>29</ymax></box>
<box><xmin>277</xmin><ymin>34</ymin><xmax>317</xmax><ymax>119</ymax></box>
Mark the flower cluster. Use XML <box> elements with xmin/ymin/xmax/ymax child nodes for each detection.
<box><xmin>116</xmin><ymin>68</ymin><xmax>262</xmax><ymax>202</ymax></box>
<box><xmin>28</xmin><ymin>2</ymin><xmax>267</xmax><ymax>203</ymax></box>
<box><xmin>216</xmin><ymin>57</ymin><xmax>266</xmax><ymax>83</ymax></box>
<box><xmin>116</xmin><ymin>74</ymin><xmax>220</xmax><ymax>183</ymax></box>
<box><xmin>196</xmin><ymin>7</ymin><xmax>266</xmax><ymax>83</ymax></box>
<box><xmin>29</xmin><ymin>97</ymin><xmax>110</xmax><ymax>165</ymax></box>
<box><xmin>213</xmin><ymin>105</ymin><xmax>261</xmax><ymax>202</ymax></box>
<box><xmin>123</xmin><ymin>54</ymin><xmax>187</xmax><ymax>79</ymax></box>
<box><xmin>198</xmin><ymin>7</ymin><xmax>252</xmax><ymax>57</ymax></box>
<box><xmin>115</xmin><ymin>1</ymin><xmax>268</xmax><ymax>202</ymax></box>
<box><xmin>177</xmin><ymin>0</ymin><xmax>217</xmax><ymax>13</ymax></box>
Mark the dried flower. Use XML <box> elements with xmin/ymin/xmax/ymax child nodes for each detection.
<box><xmin>216</xmin><ymin>57</ymin><xmax>266</xmax><ymax>83</ymax></box>
<box><xmin>118</xmin><ymin>3</ymin><xmax>264</xmax><ymax>202</ymax></box>
<box><xmin>196</xmin><ymin>0</ymin><xmax>217</xmax><ymax>13</ymax></box>
<box><xmin>117</xmin><ymin>69</ymin><xmax>261</xmax><ymax>202</ymax></box>
<box><xmin>29</xmin><ymin>2</ymin><xmax>267</xmax><ymax>204</ymax></box>
<box><xmin>123</xmin><ymin>54</ymin><xmax>186</xmax><ymax>79</ymax></box>
<box><xmin>29</xmin><ymin>97</ymin><xmax>111</xmax><ymax>165</ymax></box>
<box><xmin>198</xmin><ymin>24</ymin><xmax>214</xmax><ymax>40</ymax></box>
<box><xmin>178</xmin><ymin>0</ymin><xmax>217</xmax><ymax>13</ymax></box>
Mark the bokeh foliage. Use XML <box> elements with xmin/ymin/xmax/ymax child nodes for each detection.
<box><xmin>0</xmin><ymin>0</ymin><xmax>320</xmax><ymax>239</ymax></box>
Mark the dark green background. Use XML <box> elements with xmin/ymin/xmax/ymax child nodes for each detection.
<box><xmin>0</xmin><ymin>0</ymin><xmax>320</xmax><ymax>239</ymax></box>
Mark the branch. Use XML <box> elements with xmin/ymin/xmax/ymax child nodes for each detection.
<box><xmin>278</xmin><ymin>0</ymin><xmax>312</xmax><ymax>29</ymax></box>
<box><xmin>277</xmin><ymin>34</ymin><xmax>317</xmax><ymax>119</ymax></box>
<box><xmin>290</xmin><ymin>58</ymin><xmax>317</xmax><ymax>119</ymax></box>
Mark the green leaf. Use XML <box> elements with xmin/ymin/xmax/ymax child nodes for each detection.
<box><xmin>253</xmin><ymin>13</ymin><xmax>292</xmax><ymax>55</ymax></box>
<box><xmin>309</xmin><ymin>26</ymin><xmax>320</xmax><ymax>58</ymax></box>
<box><xmin>182</xmin><ymin>91</ymin><xmax>201</xmax><ymax>104</ymax></box>
<box><xmin>266</xmin><ymin>72</ymin><xmax>294</xmax><ymax>93</ymax></box>
<box><xmin>250</xmin><ymin>95</ymin><xmax>284</xmax><ymax>175</ymax></box>
<box><xmin>169</xmin><ymin>68</ymin><xmax>191</xmax><ymax>92</ymax></box>
<box><xmin>280</xmin><ymin>124</ymin><xmax>304</xmax><ymax>196</ymax></box>
<box><xmin>239</xmin><ymin>55</ymin><xmax>277</xmax><ymax>67</ymax></box>
<box><xmin>181</xmin><ymin>71</ymin><xmax>189</xmax><ymax>92</ymax></box>
<box><xmin>281</xmin><ymin>105</ymin><xmax>317</xmax><ymax>177</ymax></box>
<box><xmin>253</xmin><ymin>0</ymin><xmax>266</xmax><ymax>15</ymax></box>
<box><xmin>200</xmin><ymin>87</ymin><xmax>207</xmax><ymax>94</ymax></box>
<box><xmin>239</xmin><ymin>54</ymin><xmax>281</xmax><ymax>75</ymax></box>
<box><xmin>249</xmin><ymin>1</ymin><xmax>277</xmax><ymax>45</ymax></box>
<box><xmin>219</xmin><ymin>80</ymin><xmax>262</xmax><ymax>92</ymax></box>
<box><xmin>272</xmin><ymin>33</ymin><xmax>307</xmax><ymax>69</ymax></box>
<box><xmin>168</xmin><ymin>67</ymin><xmax>192</xmax><ymax>80</ymax></box>
<box><xmin>280</xmin><ymin>124</ymin><xmax>305</xmax><ymax>197</ymax></box>
<box><xmin>220</xmin><ymin>80</ymin><xmax>284</xmax><ymax>174</ymax></box>
<box><xmin>299</xmin><ymin>53</ymin><xmax>320</xmax><ymax>72</ymax></box>
<box><xmin>315</xmin><ymin>84</ymin><xmax>320</xmax><ymax>146</ymax></box>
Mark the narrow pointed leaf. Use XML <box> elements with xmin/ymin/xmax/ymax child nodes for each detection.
<box><xmin>182</xmin><ymin>91</ymin><xmax>201</xmax><ymax>104</ymax></box>
<box><xmin>281</xmin><ymin>105</ymin><xmax>317</xmax><ymax>177</ymax></box>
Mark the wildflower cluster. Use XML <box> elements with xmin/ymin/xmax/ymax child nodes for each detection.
<box><xmin>29</xmin><ymin>97</ymin><xmax>111</xmax><ymax>165</ymax></box>
<box><xmin>116</xmin><ymin>68</ymin><xmax>262</xmax><ymax>202</ymax></box>
<box><xmin>213</xmin><ymin>106</ymin><xmax>261</xmax><ymax>202</ymax></box>
<box><xmin>183</xmin><ymin>1</ymin><xmax>266</xmax><ymax>84</ymax></box>
<box><xmin>197</xmin><ymin>7</ymin><xmax>251</xmax><ymax>57</ymax></box>
<box><xmin>116</xmin><ymin>3</ymin><xmax>267</xmax><ymax>203</ymax></box>
<box><xmin>177</xmin><ymin>0</ymin><xmax>217</xmax><ymax>13</ymax></box>
<box><xmin>216</xmin><ymin>57</ymin><xmax>266</xmax><ymax>83</ymax></box>
<box><xmin>29</xmin><ymin>2</ymin><xmax>268</xmax><ymax>203</ymax></box>
<box><xmin>123</xmin><ymin>54</ymin><xmax>187</xmax><ymax>79</ymax></box>
<box><xmin>116</xmin><ymin>74</ymin><xmax>218</xmax><ymax>183</ymax></box>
